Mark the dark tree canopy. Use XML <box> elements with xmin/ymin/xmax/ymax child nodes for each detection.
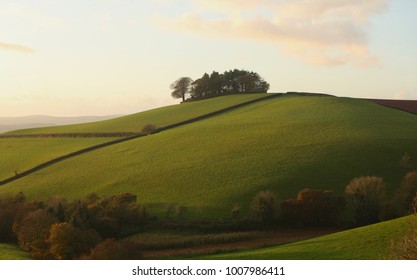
<box><xmin>171</xmin><ymin>69</ymin><xmax>269</xmax><ymax>102</ymax></box>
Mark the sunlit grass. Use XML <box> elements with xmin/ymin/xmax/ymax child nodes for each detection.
<box><xmin>0</xmin><ymin>138</ymin><xmax>116</xmax><ymax>181</ymax></box>
<box><xmin>198</xmin><ymin>216</ymin><xmax>411</xmax><ymax>260</ymax></box>
<box><xmin>0</xmin><ymin>243</ymin><xmax>31</xmax><ymax>260</ymax></box>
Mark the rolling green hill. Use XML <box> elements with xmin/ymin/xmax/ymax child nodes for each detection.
<box><xmin>1</xmin><ymin>95</ymin><xmax>417</xmax><ymax>219</ymax></box>
<box><xmin>0</xmin><ymin>138</ymin><xmax>116</xmax><ymax>181</ymax></box>
<box><xmin>5</xmin><ymin>94</ymin><xmax>270</xmax><ymax>135</ymax></box>
<box><xmin>198</xmin><ymin>216</ymin><xmax>412</xmax><ymax>260</ymax></box>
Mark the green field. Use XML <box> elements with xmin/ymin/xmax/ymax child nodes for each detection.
<box><xmin>5</xmin><ymin>94</ymin><xmax>270</xmax><ymax>134</ymax></box>
<box><xmin>0</xmin><ymin>138</ymin><xmax>115</xmax><ymax>181</ymax></box>
<box><xmin>1</xmin><ymin>95</ymin><xmax>417</xmax><ymax>219</ymax></box>
<box><xmin>0</xmin><ymin>243</ymin><xmax>31</xmax><ymax>260</ymax></box>
<box><xmin>199</xmin><ymin>216</ymin><xmax>412</xmax><ymax>260</ymax></box>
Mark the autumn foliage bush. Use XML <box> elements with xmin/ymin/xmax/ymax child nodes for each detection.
<box><xmin>0</xmin><ymin>192</ymin><xmax>145</xmax><ymax>259</ymax></box>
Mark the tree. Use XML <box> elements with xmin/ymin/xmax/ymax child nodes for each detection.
<box><xmin>14</xmin><ymin>209</ymin><xmax>56</xmax><ymax>259</ymax></box>
<box><xmin>0</xmin><ymin>193</ymin><xmax>26</xmax><ymax>242</ymax></box>
<box><xmin>191</xmin><ymin>73</ymin><xmax>210</xmax><ymax>99</ymax></box>
<box><xmin>296</xmin><ymin>188</ymin><xmax>345</xmax><ymax>226</ymax></box>
<box><xmin>395</xmin><ymin>171</ymin><xmax>417</xmax><ymax>215</ymax></box>
<box><xmin>208</xmin><ymin>71</ymin><xmax>224</xmax><ymax>96</ymax></box>
<box><xmin>170</xmin><ymin>77</ymin><xmax>193</xmax><ymax>102</ymax></box>
<box><xmin>345</xmin><ymin>176</ymin><xmax>386</xmax><ymax>226</ymax></box>
<box><xmin>48</xmin><ymin>222</ymin><xmax>101</xmax><ymax>260</ymax></box>
<box><xmin>251</xmin><ymin>190</ymin><xmax>278</xmax><ymax>226</ymax></box>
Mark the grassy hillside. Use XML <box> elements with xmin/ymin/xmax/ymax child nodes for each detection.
<box><xmin>0</xmin><ymin>138</ymin><xmax>115</xmax><ymax>181</ymax></box>
<box><xmin>199</xmin><ymin>216</ymin><xmax>412</xmax><ymax>260</ymax></box>
<box><xmin>1</xmin><ymin>95</ymin><xmax>417</xmax><ymax>218</ymax></box>
<box><xmin>5</xmin><ymin>94</ymin><xmax>269</xmax><ymax>134</ymax></box>
<box><xmin>0</xmin><ymin>243</ymin><xmax>31</xmax><ymax>260</ymax></box>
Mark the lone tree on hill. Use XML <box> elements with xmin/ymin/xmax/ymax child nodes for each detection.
<box><xmin>170</xmin><ymin>77</ymin><xmax>193</xmax><ymax>102</ymax></box>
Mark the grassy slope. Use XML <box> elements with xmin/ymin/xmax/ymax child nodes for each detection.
<box><xmin>0</xmin><ymin>243</ymin><xmax>31</xmax><ymax>260</ymax></box>
<box><xmin>199</xmin><ymin>216</ymin><xmax>412</xmax><ymax>260</ymax></box>
<box><xmin>5</xmin><ymin>94</ymin><xmax>269</xmax><ymax>134</ymax></box>
<box><xmin>0</xmin><ymin>138</ymin><xmax>115</xmax><ymax>181</ymax></box>
<box><xmin>1</xmin><ymin>96</ymin><xmax>417</xmax><ymax>218</ymax></box>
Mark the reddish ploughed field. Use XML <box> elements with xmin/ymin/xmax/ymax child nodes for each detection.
<box><xmin>367</xmin><ymin>99</ymin><xmax>417</xmax><ymax>115</ymax></box>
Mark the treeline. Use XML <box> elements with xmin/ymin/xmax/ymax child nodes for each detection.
<box><xmin>247</xmin><ymin>171</ymin><xmax>417</xmax><ymax>229</ymax></box>
<box><xmin>171</xmin><ymin>69</ymin><xmax>270</xmax><ymax>102</ymax></box>
<box><xmin>0</xmin><ymin>193</ymin><xmax>145</xmax><ymax>259</ymax></box>
<box><xmin>1</xmin><ymin>158</ymin><xmax>417</xmax><ymax>259</ymax></box>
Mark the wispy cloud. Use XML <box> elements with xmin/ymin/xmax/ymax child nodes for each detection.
<box><xmin>154</xmin><ymin>0</ymin><xmax>388</xmax><ymax>67</ymax></box>
<box><xmin>0</xmin><ymin>42</ymin><xmax>35</xmax><ymax>53</ymax></box>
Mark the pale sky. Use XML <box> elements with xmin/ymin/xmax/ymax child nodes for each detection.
<box><xmin>1</xmin><ymin>0</ymin><xmax>416</xmax><ymax>116</ymax></box>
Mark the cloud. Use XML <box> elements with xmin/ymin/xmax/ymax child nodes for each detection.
<box><xmin>154</xmin><ymin>0</ymin><xmax>388</xmax><ymax>67</ymax></box>
<box><xmin>0</xmin><ymin>42</ymin><xmax>35</xmax><ymax>53</ymax></box>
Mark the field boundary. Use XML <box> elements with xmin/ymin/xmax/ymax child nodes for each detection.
<box><xmin>0</xmin><ymin>93</ymin><xmax>289</xmax><ymax>186</ymax></box>
<box><xmin>365</xmin><ymin>99</ymin><xmax>417</xmax><ymax>116</ymax></box>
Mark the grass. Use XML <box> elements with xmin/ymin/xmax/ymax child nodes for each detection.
<box><xmin>0</xmin><ymin>243</ymin><xmax>31</xmax><ymax>260</ymax></box>
<box><xmin>0</xmin><ymin>138</ymin><xmax>115</xmax><ymax>181</ymax></box>
<box><xmin>1</xmin><ymin>95</ymin><xmax>417</xmax><ymax>218</ymax></box>
<box><xmin>4</xmin><ymin>94</ymin><xmax>270</xmax><ymax>134</ymax></box>
<box><xmin>197</xmin><ymin>216</ymin><xmax>412</xmax><ymax>260</ymax></box>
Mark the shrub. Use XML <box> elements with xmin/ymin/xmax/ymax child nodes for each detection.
<box><xmin>141</xmin><ymin>124</ymin><xmax>157</xmax><ymax>135</ymax></box>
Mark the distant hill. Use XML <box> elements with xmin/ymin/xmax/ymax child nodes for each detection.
<box><xmin>0</xmin><ymin>115</ymin><xmax>122</xmax><ymax>133</ymax></box>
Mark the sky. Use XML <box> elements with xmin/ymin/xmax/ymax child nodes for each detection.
<box><xmin>0</xmin><ymin>0</ymin><xmax>416</xmax><ymax>117</ymax></box>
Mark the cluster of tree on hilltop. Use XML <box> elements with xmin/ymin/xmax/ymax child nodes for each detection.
<box><xmin>171</xmin><ymin>69</ymin><xmax>270</xmax><ymax>102</ymax></box>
